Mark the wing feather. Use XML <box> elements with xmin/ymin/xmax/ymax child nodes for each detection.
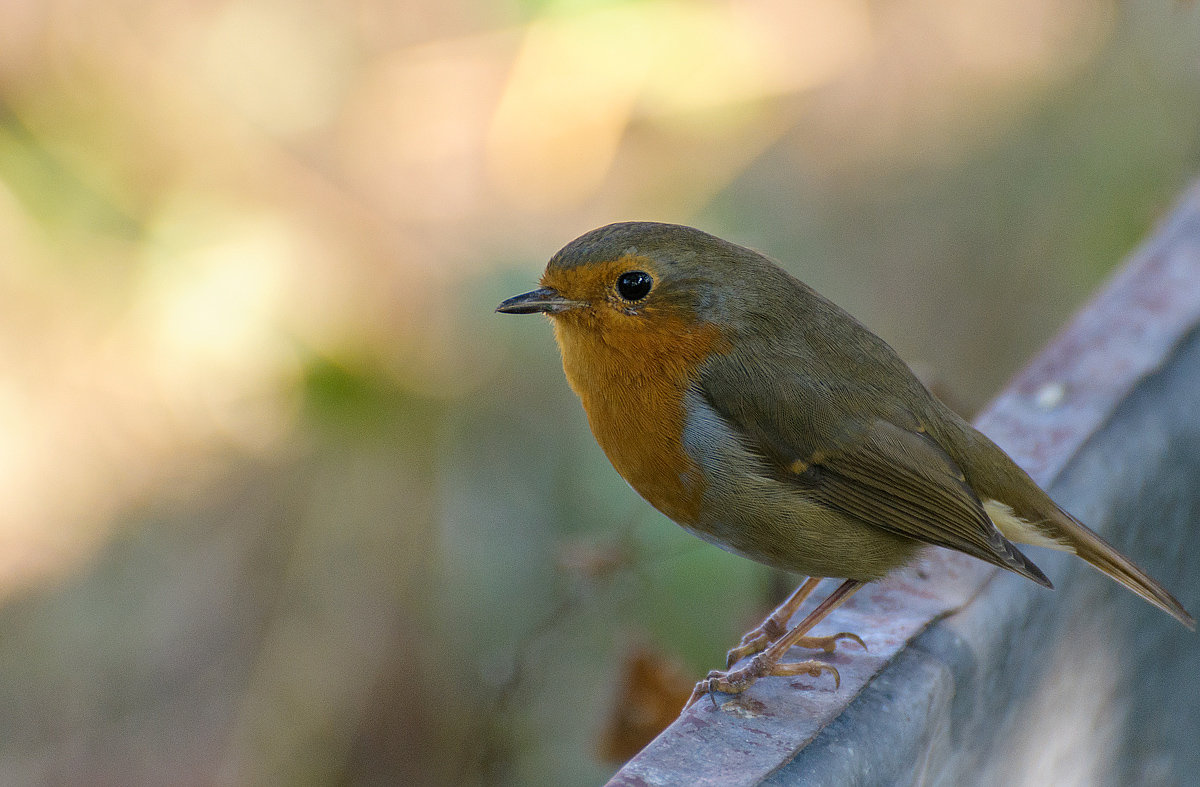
<box><xmin>697</xmin><ymin>351</ymin><xmax>1050</xmax><ymax>586</ymax></box>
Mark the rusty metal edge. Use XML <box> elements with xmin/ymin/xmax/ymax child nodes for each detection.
<box><xmin>607</xmin><ymin>179</ymin><xmax>1200</xmax><ymax>787</ymax></box>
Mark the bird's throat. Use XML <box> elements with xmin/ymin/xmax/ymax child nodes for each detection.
<box><xmin>551</xmin><ymin>316</ymin><xmax>726</xmax><ymax>525</ymax></box>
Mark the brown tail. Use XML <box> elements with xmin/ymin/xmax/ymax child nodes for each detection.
<box><xmin>1051</xmin><ymin>508</ymin><xmax>1194</xmax><ymax>630</ymax></box>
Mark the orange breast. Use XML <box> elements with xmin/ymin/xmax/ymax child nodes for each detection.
<box><xmin>552</xmin><ymin>315</ymin><xmax>725</xmax><ymax>525</ymax></box>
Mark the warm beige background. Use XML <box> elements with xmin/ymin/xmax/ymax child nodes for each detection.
<box><xmin>0</xmin><ymin>0</ymin><xmax>1197</xmax><ymax>783</ymax></box>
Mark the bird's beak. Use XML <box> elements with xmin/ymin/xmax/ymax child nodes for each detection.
<box><xmin>495</xmin><ymin>287</ymin><xmax>581</xmax><ymax>315</ymax></box>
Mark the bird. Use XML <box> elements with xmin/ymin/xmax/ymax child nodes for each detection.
<box><xmin>495</xmin><ymin>221</ymin><xmax>1194</xmax><ymax>708</ymax></box>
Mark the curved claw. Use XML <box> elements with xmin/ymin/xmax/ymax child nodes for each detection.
<box><xmin>685</xmin><ymin>671</ymin><xmax>723</xmax><ymax>709</ymax></box>
<box><xmin>801</xmin><ymin>631</ymin><xmax>867</xmax><ymax>654</ymax></box>
<box><xmin>773</xmin><ymin>659</ymin><xmax>842</xmax><ymax>690</ymax></box>
<box><xmin>726</xmin><ymin>629</ymin><xmax>866</xmax><ymax>668</ymax></box>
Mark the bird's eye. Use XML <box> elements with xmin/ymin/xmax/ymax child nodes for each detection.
<box><xmin>616</xmin><ymin>270</ymin><xmax>653</xmax><ymax>301</ymax></box>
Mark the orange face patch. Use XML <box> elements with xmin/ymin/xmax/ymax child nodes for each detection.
<box><xmin>541</xmin><ymin>255</ymin><xmax>660</xmax><ymax>314</ymax></box>
<box><xmin>541</xmin><ymin>256</ymin><xmax>727</xmax><ymax>524</ymax></box>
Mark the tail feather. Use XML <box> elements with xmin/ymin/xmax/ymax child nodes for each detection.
<box><xmin>986</xmin><ymin>497</ymin><xmax>1193</xmax><ymax>628</ymax></box>
<box><xmin>1049</xmin><ymin>508</ymin><xmax>1194</xmax><ymax>630</ymax></box>
<box><xmin>954</xmin><ymin>420</ymin><xmax>1191</xmax><ymax>628</ymax></box>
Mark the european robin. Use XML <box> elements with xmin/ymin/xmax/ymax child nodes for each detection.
<box><xmin>496</xmin><ymin>221</ymin><xmax>1194</xmax><ymax>708</ymax></box>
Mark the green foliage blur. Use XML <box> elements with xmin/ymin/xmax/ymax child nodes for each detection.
<box><xmin>0</xmin><ymin>0</ymin><xmax>1197</xmax><ymax>783</ymax></box>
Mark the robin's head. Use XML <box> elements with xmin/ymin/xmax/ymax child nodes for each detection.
<box><xmin>496</xmin><ymin>222</ymin><xmax>792</xmax><ymax>338</ymax></box>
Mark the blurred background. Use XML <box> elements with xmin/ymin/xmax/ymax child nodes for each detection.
<box><xmin>0</xmin><ymin>0</ymin><xmax>1198</xmax><ymax>783</ymax></box>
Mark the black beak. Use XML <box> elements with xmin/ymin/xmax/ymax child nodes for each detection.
<box><xmin>495</xmin><ymin>287</ymin><xmax>581</xmax><ymax>315</ymax></box>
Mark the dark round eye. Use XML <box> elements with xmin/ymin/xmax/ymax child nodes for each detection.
<box><xmin>616</xmin><ymin>270</ymin><xmax>653</xmax><ymax>301</ymax></box>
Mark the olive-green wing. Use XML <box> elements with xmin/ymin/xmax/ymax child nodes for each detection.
<box><xmin>698</xmin><ymin>356</ymin><xmax>1050</xmax><ymax>586</ymax></box>
<box><xmin>798</xmin><ymin>418</ymin><xmax>1050</xmax><ymax>586</ymax></box>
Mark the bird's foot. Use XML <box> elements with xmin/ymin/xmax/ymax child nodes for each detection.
<box><xmin>724</xmin><ymin>616</ymin><xmax>787</xmax><ymax>668</ymax></box>
<box><xmin>686</xmin><ymin>655</ymin><xmax>841</xmax><ymax>709</ymax></box>
<box><xmin>726</xmin><ymin>628</ymin><xmax>865</xmax><ymax>668</ymax></box>
<box><xmin>686</xmin><ymin>579</ymin><xmax>867</xmax><ymax>710</ymax></box>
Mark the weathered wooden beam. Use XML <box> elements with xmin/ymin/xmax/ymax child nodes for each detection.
<box><xmin>609</xmin><ymin>180</ymin><xmax>1200</xmax><ymax>786</ymax></box>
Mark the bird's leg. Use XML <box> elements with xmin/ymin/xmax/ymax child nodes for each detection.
<box><xmin>687</xmin><ymin>579</ymin><xmax>866</xmax><ymax>709</ymax></box>
<box><xmin>725</xmin><ymin>577</ymin><xmax>820</xmax><ymax>668</ymax></box>
<box><xmin>725</xmin><ymin>577</ymin><xmax>865</xmax><ymax>667</ymax></box>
